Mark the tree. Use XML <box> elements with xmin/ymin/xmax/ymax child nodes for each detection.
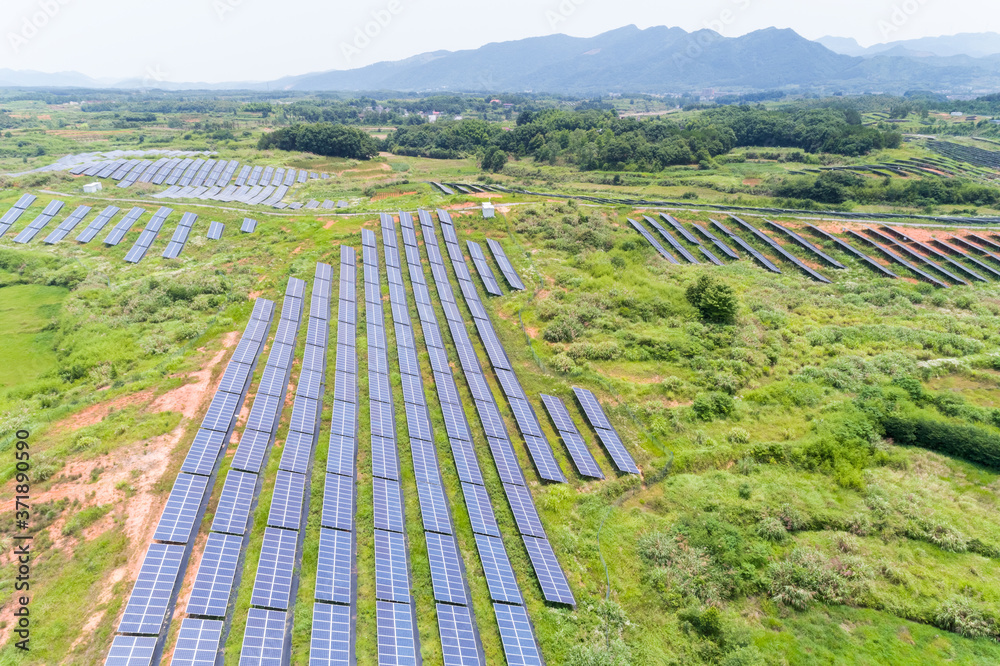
<box><xmin>257</xmin><ymin>123</ymin><xmax>378</xmax><ymax>160</ymax></box>
<box><xmin>686</xmin><ymin>275</ymin><xmax>738</xmax><ymax>324</ymax></box>
<box><xmin>481</xmin><ymin>146</ymin><xmax>507</xmax><ymax>173</ymax></box>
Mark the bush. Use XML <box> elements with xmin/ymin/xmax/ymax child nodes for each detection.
<box><xmin>686</xmin><ymin>275</ymin><xmax>738</xmax><ymax>324</ymax></box>
<box><xmin>693</xmin><ymin>392</ymin><xmax>735</xmax><ymax>421</ymax></box>
<box><xmin>543</xmin><ymin>315</ymin><xmax>584</xmax><ymax>343</ymax></box>
<box><xmin>756</xmin><ymin>517</ymin><xmax>787</xmax><ymax>542</ymax></box>
<box><xmin>934</xmin><ymin>597</ymin><xmax>996</xmax><ymax>639</ymax></box>
<box><xmin>882</xmin><ymin>416</ymin><xmax>1000</xmax><ymax>470</ymax></box>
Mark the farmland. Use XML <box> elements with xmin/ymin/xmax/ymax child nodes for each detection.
<box><xmin>0</xmin><ymin>91</ymin><xmax>1000</xmax><ymax>665</ymax></box>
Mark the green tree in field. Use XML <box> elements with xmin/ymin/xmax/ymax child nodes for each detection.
<box><xmin>481</xmin><ymin>146</ymin><xmax>507</xmax><ymax>172</ymax></box>
<box><xmin>686</xmin><ymin>275</ymin><xmax>738</xmax><ymax>324</ymax></box>
<box><xmin>257</xmin><ymin>123</ymin><xmax>378</xmax><ymax>159</ymax></box>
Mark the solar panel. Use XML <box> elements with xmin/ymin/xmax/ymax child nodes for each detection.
<box><xmin>200</xmin><ymin>390</ymin><xmax>243</xmax><ymax>433</ymax></box>
<box><xmin>426</xmin><ymin>532</ymin><xmax>467</xmax><ymax>604</ymax></box>
<box><xmin>239</xmin><ymin>607</ymin><xmax>286</xmax><ymax>666</ymax></box>
<box><xmin>642</xmin><ymin>215</ymin><xmax>700</xmax><ymax>264</ymax></box>
<box><xmin>206</xmin><ymin>221</ymin><xmax>224</xmax><ymax>240</ymax></box>
<box><xmin>118</xmin><ymin>543</ymin><xmax>185</xmax><ymax>634</ymax></box>
<box><xmin>371</xmin><ymin>435</ymin><xmax>400</xmax><ymax>481</ymax></box>
<box><xmin>104</xmin><ymin>635</ymin><xmax>157</xmax><ymax>666</ymax></box>
<box><xmin>572</xmin><ymin>388</ymin><xmax>612</xmax><ymax>430</ymax></box>
<box><xmin>467</xmin><ymin>241</ymin><xmax>503</xmax><ymax>296</ymax></box>
<box><xmin>309</xmin><ymin>602</ymin><xmax>353</xmax><ymax>666</ymax></box>
<box><xmin>217</xmin><ymin>361</ymin><xmax>253</xmax><ymax>397</ymax></box>
<box><xmin>507</xmin><ymin>398</ymin><xmax>540</xmax><ymax>436</ymax></box>
<box><xmin>523</xmin><ymin>536</ymin><xmax>575</xmax><ymax>605</ymax></box>
<box><xmin>437</xmin><ymin>603</ymin><xmax>484</xmax><ymax>666</ymax></box>
<box><xmin>376</xmin><ymin>601</ymin><xmax>419</xmax><ymax>665</ymax></box>
<box><xmin>43</xmin><ymin>205</ymin><xmax>92</xmax><ymax>244</ymax></box>
<box><xmin>246</xmin><ymin>392</ymin><xmax>283</xmax><ymax>434</ymax></box>
<box><xmin>329</xmin><ymin>401</ymin><xmax>357</xmax><ymax>437</ymax></box>
<box><xmin>410</xmin><ymin>439</ymin><xmax>442</xmax><ymax>487</ymax></box>
<box><xmin>321</xmin><ymin>473</ymin><xmax>355</xmax><ymax>531</ymax></box>
<box><xmin>315</xmin><ymin>528</ymin><xmax>354</xmax><ymax>605</ymax></box>
<box><xmin>76</xmin><ymin>205</ymin><xmax>120</xmax><ymax>243</ymax></box>
<box><xmin>486</xmin><ymin>239</ymin><xmax>525</xmax><ymax>291</ymax></box>
<box><xmin>251</xmin><ymin>527</ymin><xmax>298</xmax><ymax>610</ymax></box>
<box><xmin>212</xmin><ymin>470</ymin><xmax>258</xmax><ymax>535</ymax></box>
<box><xmin>474</xmin><ymin>534</ymin><xmax>522</xmax><ymax>604</ymax></box>
<box><xmin>710</xmin><ymin>220</ymin><xmax>782</xmax><ymax>274</ymax></box>
<box><xmin>268</xmin><ymin>470</ymin><xmax>306</xmax><ymax>530</ymax></box>
<box><xmin>462</xmin><ymin>483</ymin><xmax>500</xmax><ymax>537</ymax></box>
<box><xmin>186</xmin><ymin>533</ymin><xmax>242</xmax><ymax>617</ymax></box>
<box><xmin>181</xmin><ymin>428</ymin><xmax>228</xmax><ymax>476</ymax></box>
<box><xmin>404</xmin><ymin>402</ymin><xmax>433</xmax><ymax>444</ymax></box>
<box><xmin>728</xmin><ymin>216</ymin><xmax>829</xmax><ymax>283</ymax></box>
<box><xmin>805</xmin><ymin>225</ymin><xmax>898</xmax><ymax>278</ymax></box>
<box><xmin>416</xmin><ymin>481</ymin><xmax>452</xmax><ymax>534</ymax></box>
<box><xmin>289</xmin><ymin>397</ymin><xmax>320</xmax><ymax>435</ymax></box>
<box><xmin>628</xmin><ymin>218</ymin><xmax>679</xmax><ymax>264</ymax></box>
<box><xmin>373</xmin><ymin>477</ymin><xmax>405</xmax><ymax>533</ymax></box>
<box><xmin>327</xmin><ymin>432</ymin><xmax>357</xmax><ymax>478</ymax></box>
<box><xmin>153</xmin><ymin>473</ymin><xmax>208</xmax><ymax>544</ymax></box>
<box><xmin>539</xmin><ymin>395</ymin><xmax>604</xmax><ymax>479</ymax></box>
<box><xmin>486</xmin><ymin>437</ymin><xmax>526</xmax><ymax>487</ymax></box>
<box><xmin>765</xmin><ymin>220</ymin><xmax>845</xmax><ymax>269</ymax></box>
<box><xmin>296</xmin><ymin>369</ymin><xmax>325</xmax><ymax>402</ymax></box>
<box><xmin>231</xmin><ymin>429</ymin><xmax>273</xmax><ymax>474</ymax></box>
<box><xmin>448</xmin><ymin>437</ymin><xmax>484</xmax><ymax>486</ymax></box>
<box><xmin>374</xmin><ymin>530</ymin><xmax>411</xmax><ymax>603</ymax></box>
<box><xmin>441</xmin><ymin>400</ymin><xmax>473</xmax><ymax>443</ymax></box>
<box><xmin>494</xmin><ymin>603</ymin><xmax>543</xmax><ymax>666</ymax></box>
<box><xmin>401</xmin><ymin>373</ymin><xmax>425</xmax><ymax>406</ymax></box>
<box><xmin>502</xmin><ymin>483</ymin><xmax>546</xmax><ymax>538</ymax></box>
<box><xmin>593</xmin><ymin>428</ymin><xmax>641</xmax><ymax>474</ymax></box>
<box><xmin>847</xmin><ymin>230</ymin><xmax>945</xmax><ymax>287</ymax></box>
<box><xmin>104</xmin><ymin>207</ymin><xmax>145</xmax><ymax>246</ymax></box>
<box><xmin>370</xmin><ymin>399</ymin><xmax>396</xmax><ymax>439</ymax></box>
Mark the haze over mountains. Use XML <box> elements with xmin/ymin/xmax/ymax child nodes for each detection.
<box><xmin>5</xmin><ymin>26</ymin><xmax>1000</xmax><ymax>94</ymax></box>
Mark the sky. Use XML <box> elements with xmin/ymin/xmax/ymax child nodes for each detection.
<box><xmin>2</xmin><ymin>0</ymin><xmax>997</xmax><ymax>83</ymax></box>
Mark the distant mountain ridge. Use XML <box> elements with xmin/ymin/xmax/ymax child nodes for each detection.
<box><xmin>5</xmin><ymin>26</ymin><xmax>1000</xmax><ymax>94</ymax></box>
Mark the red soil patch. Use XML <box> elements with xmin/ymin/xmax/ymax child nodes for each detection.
<box><xmin>324</xmin><ymin>219</ymin><xmax>337</xmax><ymax>229</ymax></box>
<box><xmin>743</xmin><ymin>178</ymin><xmax>763</xmax><ymax>186</ymax></box>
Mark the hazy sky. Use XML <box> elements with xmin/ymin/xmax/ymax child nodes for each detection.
<box><xmin>2</xmin><ymin>0</ymin><xmax>996</xmax><ymax>83</ymax></box>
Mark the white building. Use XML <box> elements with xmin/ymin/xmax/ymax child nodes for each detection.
<box><xmin>482</xmin><ymin>201</ymin><xmax>495</xmax><ymax>219</ymax></box>
<box><xmin>83</xmin><ymin>182</ymin><xmax>102</xmax><ymax>193</ymax></box>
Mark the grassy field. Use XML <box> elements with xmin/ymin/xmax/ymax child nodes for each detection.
<box><xmin>1</xmin><ymin>101</ymin><xmax>1000</xmax><ymax>665</ymax></box>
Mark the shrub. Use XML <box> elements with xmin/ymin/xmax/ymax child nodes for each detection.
<box><xmin>543</xmin><ymin>315</ymin><xmax>584</xmax><ymax>343</ymax></box>
<box><xmin>882</xmin><ymin>416</ymin><xmax>1000</xmax><ymax>470</ymax></box>
<box><xmin>686</xmin><ymin>275</ymin><xmax>738</xmax><ymax>324</ymax></box>
<box><xmin>757</xmin><ymin>517</ymin><xmax>788</xmax><ymax>542</ymax></box>
<box><xmin>727</xmin><ymin>427</ymin><xmax>751</xmax><ymax>444</ymax></box>
<box><xmin>693</xmin><ymin>392</ymin><xmax>735</xmax><ymax>421</ymax></box>
<box><xmin>934</xmin><ymin>597</ymin><xmax>996</xmax><ymax>639</ymax></box>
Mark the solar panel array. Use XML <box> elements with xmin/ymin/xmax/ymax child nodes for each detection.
<box><xmin>0</xmin><ymin>193</ymin><xmax>36</xmax><ymax>237</ymax></box>
<box><xmin>765</xmin><ymin>220</ymin><xmax>846</xmax><ymax>269</ymax></box>
<box><xmin>729</xmin><ymin>215</ymin><xmax>830</xmax><ymax>283</ymax></box>
<box><xmin>75</xmin><ymin>205</ymin><xmax>122</xmax><ymax>243</ymax></box>
<box><xmin>162</xmin><ymin>211</ymin><xmax>198</xmax><ymax>259</ymax></box>
<box><xmin>880</xmin><ymin>226</ymin><xmax>986</xmax><ymax>283</ymax></box>
<box><xmin>937</xmin><ymin>236</ymin><xmax>1000</xmax><ymax>279</ymax></box>
<box><xmin>435</xmin><ymin>210</ymin><xmax>566</xmax><ymax>484</ymax></box>
<box><xmin>692</xmin><ymin>222</ymin><xmax>740</xmax><ymax>260</ymax></box>
<box><xmin>42</xmin><ymin>205</ymin><xmax>92</xmax><ymax>244</ymax></box>
<box><xmin>105</xmin><ymin>299</ymin><xmax>275</xmax><ymax>665</ymax></box>
<box><xmin>864</xmin><ymin>227</ymin><xmax>967</xmax><ymax>285</ymax></box>
<box><xmin>426</xmin><ymin>209</ymin><xmax>575</xmax><ymax>612</ymax></box>
<box><xmin>239</xmin><ymin>269</ymin><xmax>328</xmax><ymax>664</ymax></box>
<box><xmin>847</xmin><ymin>229</ymin><xmax>947</xmax><ymax>288</ymax></box>
<box><xmin>467</xmin><ymin>240</ymin><xmax>503</xmax><ymax>296</ymax></box>
<box><xmin>311</xmin><ymin>246</ymin><xmax>358</xmax><ymax>666</ymax></box>
<box><xmin>804</xmin><ymin>225</ymin><xmax>898</xmax><ymax>279</ymax></box>
<box><xmin>151</xmin><ymin>166</ymin><xmax>325</xmax><ymax>207</ymax></box>
<box><xmin>381</xmin><ymin>213</ymin><xmax>486</xmax><ymax>665</ymax></box>
<box><xmin>104</xmin><ymin>207</ymin><xmax>146</xmax><ymax>246</ymax></box>
<box><xmin>642</xmin><ymin>215</ymin><xmax>700</xmax><ymax>264</ymax></box>
<box><xmin>573</xmin><ymin>387</ymin><xmax>641</xmax><ymax>475</ymax></box>
<box><xmin>710</xmin><ymin>219</ymin><xmax>781</xmax><ymax>273</ymax></box>
<box><xmin>539</xmin><ymin>394</ymin><xmax>604</xmax><ymax>479</ymax></box>
<box><xmin>362</xmin><ymin>226</ymin><xmax>424</xmax><ymax>664</ymax></box>
<box><xmin>241</xmin><ymin>217</ymin><xmax>259</xmax><ymax>234</ymax></box>
<box><xmin>124</xmin><ymin>206</ymin><xmax>172</xmax><ymax>263</ymax></box>
<box><xmin>486</xmin><ymin>238</ymin><xmax>526</xmax><ymax>290</ymax></box>
<box><xmin>13</xmin><ymin>200</ymin><xmax>64</xmax><ymax>243</ymax></box>
<box><xmin>627</xmin><ymin>218</ymin><xmax>679</xmax><ymax>264</ymax></box>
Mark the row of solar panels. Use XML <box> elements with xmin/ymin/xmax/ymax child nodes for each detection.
<box><xmin>429</xmin><ymin>209</ymin><xmax>580</xmax><ymax>612</ymax></box>
<box><xmin>105</xmin><ymin>298</ymin><xmax>276</xmax><ymax>666</ymax></box>
<box><xmin>309</xmin><ymin>246</ymin><xmax>360</xmax><ymax>666</ymax></box>
<box><xmin>381</xmin><ymin>213</ymin><xmax>488</xmax><ymax>665</ymax></box>
<box><xmin>405</xmin><ymin>210</ymin><xmax>549</xmax><ymax>664</ymax></box>
<box><xmin>237</xmin><ymin>269</ymin><xmax>330</xmax><ymax>666</ymax></box>
<box><xmin>152</xmin><ymin>167</ymin><xmax>328</xmax><ymax>207</ymax></box>
<box><xmin>0</xmin><ymin>197</ymin><xmax>232</xmax><ymax>254</ymax></box>
<box><xmin>361</xmin><ymin>227</ymin><xmax>426</xmax><ymax>664</ymax></box>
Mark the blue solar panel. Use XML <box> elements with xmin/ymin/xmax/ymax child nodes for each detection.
<box><xmin>437</xmin><ymin>603</ymin><xmax>484</xmax><ymax>666</ymax></box>
<box><xmin>104</xmin><ymin>635</ymin><xmax>157</xmax><ymax>666</ymax></box>
<box><xmin>523</xmin><ymin>536</ymin><xmax>575</xmax><ymax>606</ymax></box>
<box><xmin>186</xmin><ymin>533</ymin><xmax>242</xmax><ymax>617</ymax></box>
<box><xmin>327</xmin><ymin>432</ymin><xmax>357</xmax><ymax>478</ymax></box>
<box><xmin>251</xmin><ymin>527</ymin><xmax>298</xmax><ymax>610</ymax></box>
<box><xmin>309</xmin><ymin>602</ymin><xmax>353</xmax><ymax>666</ymax></box>
<box><xmin>373</xmin><ymin>477</ymin><xmax>405</xmax><ymax>533</ymax></box>
<box><xmin>267</xmin><ymin>470</ymin><xmax>306</xmax><ymax>530</ymax></box>
<box><xmin>474</xmin><ymin>534</ymin><xmax>522</xmax><ymax>604</ymax></box>
<box><xmin>462</xmin><ymin>482</ymin><xmax>500</xmax><ymax>536</ymax></box>
<box><xmin>315</xmin><ymin>528</ymin><xmax>354</xmax><ymax>605</ymax></box>
<box><xmin>374</xmin><ymin>530</ymin><xmax>411</xmax><ymax>603</ymax></box>
<box><xmin>118</xmin><ymin>543</ymin><xmax>185</xmax><ymax>634</ymax></box>
<box><xmin>321</xmin><ymin>473</ymin><xmax>355</xmax><ymax>531</ymax></box>
<box><xmin>502</xmin><ymin>483</ymin><xmax>546</xmax><ymax>538</ymax></box>
<box><xmin>240</xmin><ymin>607</ymin><xmax>286</xmax><ymax>666</ymax></box>
<box><xmin>486</xmin><ymin>437</ymin><xmax>526</xmax><ymax>487</ymax></box>
<box><xmin>181</xmin><ymin>428</ymin><xmax>227</xmax><ymax>476</ymax></box>
<box><xmin>153</xmin><ymin>473</ymin><xmax>208</xmax><ymax>544</ymax></box>
<box><xmin>280</xmin><ymin>429</ymin><xmax>314</xmax><ymax>476</ymax></box>
<box><xmin>416</xmin><ymin>481</ymin><xmax>452</xmax><ymax>535</ymax></box>
<box><xmin>494</xmin><ymin>603</ymin><xmax>543</xmax><ymax>666</ymax></box>
<box><xmin>376</xmin><ymin>600</ymin><xmax>419</xmax><ymax>666</ymax></box>
<box><xmin>211</xmin><ymin>470</ymin><xmax>257</xmax><ymax>535</ymax></box>
<box><xmin>425</xmin><ymin>532</ymin><xmax>467</xmax><ymax>605</ymax></box>
<box><xmin>231</xmin><ymin>428</ymin><xmax>272</xmax><ymax>474</ymax></box>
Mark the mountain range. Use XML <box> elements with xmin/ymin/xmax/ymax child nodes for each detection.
<box><xmin>5</xmin><ymin>26</ymin><xmax>1000</xmax><ymax>95</ymax></box>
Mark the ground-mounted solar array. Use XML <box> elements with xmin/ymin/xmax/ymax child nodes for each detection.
<box><xmin>310</xmin><ymin>245</ymin><xmax>358</xmax><ymax>666</ymax></box>
<box><xmin>572</xmin><ymin>387</ymin><xmax>640</xmax><ymax>475</ymax></box>
<box><xmin>381</xmin><ymin>212</ymin><xmax>487</xmax><ymax>665</ymax></box>
<box><xmin>162</xmin><ymin>211</ymin><xmax>198</xmax><ymax>259</ymax></box>
<box><xmin>104</xmin><ymin>299</ymin><xmax>275</xmax><ymax>665</ymax></box>
<box><xmin>42</xmin><ymin>204</ymin><xmax>92</xmax><ymax>244</ymax></box>
<box><xmin>124</xmin><ymin>206</ymin><xmax>172</xmax><ymax>263</ymax></box>
<box><xmin>0</xmin><ymin>193</ymin><xmax>37</xmax><ymax>237</ymax></box>
<box><xmin>485</xmin><ymin>238</ymin><xmax>525</xmax><ymax>291</ymax></box>
<box><xmin>12</xmin><ymin>199</ymin><xmax>64</xmax><ymax>243</ymax></box>
<box><xmin>539</xmin><ymin>394</ymin><xmax>604</xmax><ymax>479</ymax></box>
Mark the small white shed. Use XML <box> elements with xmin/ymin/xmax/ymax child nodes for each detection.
<box><xmin>83</xmin><ymin>182</ymin><xmax>102</xmax><ymax>193</ymax></box>
<box><xmin>482</xmin><ymin>201</ymin><xmax>496</xmax><ymax>219</ymax></box>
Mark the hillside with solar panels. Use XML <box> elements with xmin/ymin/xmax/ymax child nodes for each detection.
<box><xmin>3</xmin><ymin>93</ymin><xmax>1000</xmax><ymax>666</ymax></box>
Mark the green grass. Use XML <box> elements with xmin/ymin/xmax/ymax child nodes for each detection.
<box><xmin>0</xmin><ymin>283</ymin><xmax>68</xmax><ymax>388</ymax></box>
